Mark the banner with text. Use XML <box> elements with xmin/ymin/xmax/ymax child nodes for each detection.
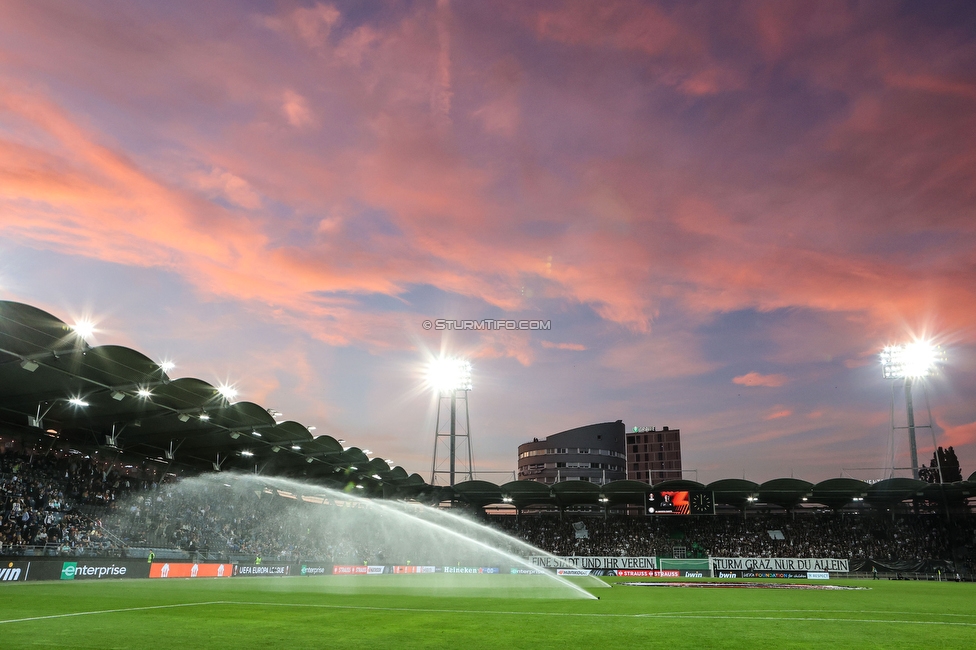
<box><xmin>710</xmin><ymin>558</ymin><xmax>849</xmax><ymax>573</ymax></box>
<box><xmin>529</xmin><ymin>556</ymin><xmax>656</xmax><ymax>570</ymax></box>
<box><xmin>234</xmin><ymin>564</ymin><xmax>291</xmax><ymax>577</ymax></box>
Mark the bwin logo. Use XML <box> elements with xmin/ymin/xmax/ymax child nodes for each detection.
<box><xmin>0</xmin><ymin>563</ymin><xmax>24</xmax><ymax>581</ymax></box>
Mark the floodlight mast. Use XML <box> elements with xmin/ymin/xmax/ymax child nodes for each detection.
<box><xmin>428</xmin><ymin>358</ymin><xmax>474</xmax><ymax>487</ymax></box>
<box><xmin>880</xmin><ymin>342</ymin><xmax>944</xmax><ymax>480</ymax></box>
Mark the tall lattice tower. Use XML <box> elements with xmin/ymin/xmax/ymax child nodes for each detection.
<box><xmin>428</xmin><ymin>357</ymin><xmax>474</xmax><ymax>486</ymax></box>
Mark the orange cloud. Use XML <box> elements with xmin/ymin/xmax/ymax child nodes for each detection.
<box><xmin>733</xmin><ymin>372</ymin><xmax>788</xmax><ymax>388</ymax></box>
<box><xmin>540</xmin><ymin>340</ymin><xmax>586</xmax><ymax>351</ymax></box>
<box><xmin>764</xmin><ymin>408</ymin><xmax>793</xmax><ymax>421</ymax></box>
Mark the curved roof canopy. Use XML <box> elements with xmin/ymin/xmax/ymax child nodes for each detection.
<box><xmin>706</xmin><ymin>479</ymin><xmax>760</xmax><ymax>508</ymax></box>
<box><xmin>0</xmin><ymin>300</ymin><xmax>394</xmax><ymax>488</ymax></box>
<box><xmin>453</xmin><ymin>480</ymin><xmax>505</xmax><ymax>508</ymax></box>
<box><xmin>758</xmin><ymin>478</ymin><xmax>814</xmax><ymax>509</ymax></box>
<box><xmin>499</xmin><ymin>480</ymin><xmax>555</xmax><ymax>508</ymax></box>
<box><xmin>552</xmin><ymin>480</ymin><xmax>601</xmax><ymax>506</ymax></box>
<box><xmin>866</xmin><ymin>478</ymin><xmax>928</xmax><ymax>506</ymax></box>
<box><xmin>653</xmin><ymin>479</ymin><xmax>705</xmax><ymax>492</ymax></box>
<box><xmin>810</xmin><ymin>478</ymin><xmax>870</xmax><ymax>509</ymax></box>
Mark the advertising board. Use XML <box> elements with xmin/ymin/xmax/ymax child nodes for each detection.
<box><xmin>233</xmin><ymin>564</ymin><xmax>290</xmax><ymax>577</ymax></box>
<box><xmin>614</xmin><ymin>569</ymin><xmax>684</xmax><ymax>577</ymax></box>
<box><xmin>53</xmin><ymin>560</ymin><xmax>149</xmax><ymax>581</ymax></box>
<box><xmin>333</xmin><ymin>565</ymin><xmax>368</xmax><ymax>575</ymax></box>
<box><xmin>150</xmin><ymin>563</ymin><xmax>232</xmax><ymax>578</ymax></box>
<box><xmin>392</xmin><ymin>565</ymin><xmax>436</xmax><ymax>573</ymax></box>
<box><xmin>715</xmin><ymin>570</ymin><xmax>810</xmax><ymax>579</ymax></box>
<box><xmin>555</xmin><ymin>568</ymin><xmax>591</xmax><ymax>576</ymax></box>
<box><xmin>442</xmin><ymin>566</ymin><xmax>500</xmax><ymax>574</ymax></box>
<box><xmin>0</xmin><ymin>561</ymin><xmax>31</xmax><ymax>582</ymax></box>
<box><xmin>299</xmin><ymin>565</ymin><xmax>330</xmax><ymax>576</ymax></box>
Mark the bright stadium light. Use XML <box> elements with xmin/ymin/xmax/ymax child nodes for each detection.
<box><xmin>68</xmin><ymin>397</ymin><xmax>89</xmax><ymax>408</ymax></box>
<box><xmin>427</xmin><ymin>355</ymin><xmax>474</xmax><ymax>487</ymax></box>
<box><xmin>217</xmin><ymin>384</ymin><xmax>239</xmax><ymax>401</ymax></box>
<box><xmin>426</xmin><ymin>357</ymin><xmax>472</xmax><ymax>394</ymax></box>
<box><xmin>72</xmin><ymin>320</ymin><xmax>96</xmax><ymax>340</ymax></box>
<box><xmin>137</xmin><ymin>388</ymin><xmax>153</xmax><ymax>399</ymax></box>
<box><xmin>880</xmin><ymin>339</ymin><xmax>947</xmax><ymax>480</ymax></box>
<box><xmin>880</xmin><ymin>341</ymin><xmax>944</xmax><ymax>379</ymax></box>
<box><xmin>159</xmin><ymin>360</ymin><xmax>176</xmax><ymax>373</ymax></box>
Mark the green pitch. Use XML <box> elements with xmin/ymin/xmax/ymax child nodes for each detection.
<box><xmin>1</xmin><ymin>576</ymin><xmax>974</xmax><ymax>649</ymax></box>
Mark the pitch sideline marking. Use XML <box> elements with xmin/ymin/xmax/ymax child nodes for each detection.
<box><xmin>222</xmin><ymin>601</ymin><xmax>976</xmax><ymax>627</ymax></box>
<box><xmin>0</xmin><ymin>601</ymin><xmax>225</xmax><ymax>625</ymax></box>
<box><xmin>2</xmin><ymin>600</ymin><xmax>975</xmax><ymax>629</ymax></box>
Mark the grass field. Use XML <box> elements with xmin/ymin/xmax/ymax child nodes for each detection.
<box><xmin>2</xmin><ymin>575</ymin><xmax>975</xmax><ymax>649</ymax></box>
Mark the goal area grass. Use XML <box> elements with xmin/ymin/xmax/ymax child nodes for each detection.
<box><xmin>2</xmin><ymin>575</ymin><xmax>974</xmax><ymax>649</ymax></box>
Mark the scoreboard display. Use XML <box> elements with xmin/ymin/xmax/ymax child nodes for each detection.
<box><xmin>646</xmin><ymin>491</ymin><xmax>714</xmax><ymax>515</ymax></box>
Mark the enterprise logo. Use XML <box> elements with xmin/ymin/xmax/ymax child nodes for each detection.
<box><xmin>61</xmin><ymin>562</ymin><xmax>127</xmax><ymax>580</ymax></box>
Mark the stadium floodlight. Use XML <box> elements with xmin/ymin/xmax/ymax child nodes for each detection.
<box><xmin>880</xmin><ymin>341</ymin><xmax>944</xmax><ymax>379</ymax></box>
<box><xmin>241</xmin><ymin>450</ymin><xmax>254</xmax><ymax>457</ymax></box>
<box><xmin>137</xmin><ymin>388</ymin><xmax>153</xmax><ymax>399</ymax></box>
<box><xmin>68</xmin><ymin>397</ymin><xmax>89</xmax><ymax>408</ymax></box>
<box><xmin>291</xmin><ymin>445</ymin><xmax>302</xmax><ymax>451</ymax></box>
<box><xmin>880</xmin><ymin>340</ymin><xmax>946</xmax><ymax>480</ymax></box>
<box><xmin>217</xmin><ymin>384</ymin><xmax>238</xmax><ymax>401</ymax></box>
<box><xmin>159</xmin><ymin>360</ymin><xmax>176</xmax><ymax>372</ymax></box>
<box><xmin>72</xmin><ymin>320</ymin><xmax>95</xmax><ymax>340</ymax></box>
<box><xmin>20</xmin><ymin>359</ymin><xmax>39</xmax><ymax>372</ymax></box>
<box><xmin>428</xmin><ymin>356</ymin><xmax>474</xmax><ymax>487</ymax></box>
<box><xmin>199</xmin><ymin>413</ymin><xmax>210</xmax><ymax>421</ymax></box>
<box><xmin>426</xmin><ymin>357</ymin><xmax>472</xmax><ymax>394</ymax></box>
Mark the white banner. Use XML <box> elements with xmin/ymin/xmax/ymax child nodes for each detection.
<box><xmin>710</xmin><ymin>558</ymin><xmax>849</xmax><ymax>572</ymax></box>
<box><xmin>556</xmin><ymin>568</ymin><xmax>592</xmax><ymax>576</ymax></box>
<box><xmin>529</xmin><ymin>556</ymin><xmax>656</xmax><ymax>570</ymax></box>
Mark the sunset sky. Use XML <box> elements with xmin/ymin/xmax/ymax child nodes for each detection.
<box><xmin>2</xmin><ymin>0</ymin><xmax>974</xmax><ymax>484</ymax></box>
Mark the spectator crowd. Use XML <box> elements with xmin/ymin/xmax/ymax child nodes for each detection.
<box><xmin>1</xmin><ymin>436</ymin><xmax>973</xmax><ymax>575</ymax></box>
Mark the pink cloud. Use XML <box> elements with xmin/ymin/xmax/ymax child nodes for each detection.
<box><xmin>540</xmin><ymin>340</ymin><xmax>586</xmax><ymax>351</ymax></box>
<box><xmin>764</xmin><ymin>408</ymin><xmax>793</xmax><ymax>421</ymax></box>
<box><xmin>733</xmin><ymin>372</ymin><xmax>788</xmax><ymax>388</ymax></box>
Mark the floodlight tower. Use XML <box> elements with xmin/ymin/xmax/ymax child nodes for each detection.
<box><xmin>428</xmin><ymin>357</ymin><xmax>474</xmax><ymax>486</ymax></box>
<box><xmin>880</xmin><ymin>341</ymin><xmax>945</xmax><ymax>480</ymax></box>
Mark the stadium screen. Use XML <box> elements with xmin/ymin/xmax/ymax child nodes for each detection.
<box><xmin>647</xmin><ymin>491</ymin><xmax>714</xmax><ymax>515</ymax></box>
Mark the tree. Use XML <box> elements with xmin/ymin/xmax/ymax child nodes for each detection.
<box><xmin>919</xmin><ymin>446</ymin><xmax>963</xmax><ymax>483</ymax></box>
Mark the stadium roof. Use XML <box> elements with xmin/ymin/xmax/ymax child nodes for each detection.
<box><xmin>3</xmin><ymin>299</ymin><xmax>971</xmax><ymax>511</ymax></box>
<box><xmin>447</xmin><ymin>476</ymin><xmax>971</xmax><ymax>511</ymax></box>
<box><xmin>0</xmin><ymin>300</ymin><xmax>419</xmax><ymax>489</ymax></box>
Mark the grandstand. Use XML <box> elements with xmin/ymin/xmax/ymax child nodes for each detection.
<box><xmin>1</xmin><ymin>299</ymin><xmax>974</xmax><ymax>579</ymax></box>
